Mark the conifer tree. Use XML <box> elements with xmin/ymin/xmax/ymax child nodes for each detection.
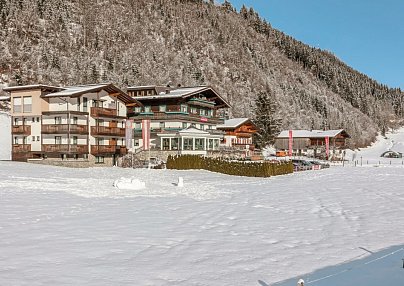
<box><xmin>254</xmin><ymin>88</ymin><xmax>282</xmax><ymax>148</ymax></box>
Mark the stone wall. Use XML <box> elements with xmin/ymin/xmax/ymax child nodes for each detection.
<box><xmin>29</xmin><ymin>154</ymin><xmax>117</xmax><ymax>168</ymax></box>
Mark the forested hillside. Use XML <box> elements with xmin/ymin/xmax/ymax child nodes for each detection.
<box><xmin>1</xmin><ymin>0</ymin><xmax>403</xmax><ymax>147</ymax></box>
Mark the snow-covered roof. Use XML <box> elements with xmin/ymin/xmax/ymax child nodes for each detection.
<box><xmin>42</xmin><ymin>83</ymin><xmax>141</xmax><ymax>106</ymax></box>
<box><xmin>178</xmin><ymin>127</ymin><xmax>210</xmax><ymax>135</ymax></box>
<box><xmin>0</xmin><ymin>95</ymin><xmax>10</xmax><ymax>101</ymax></box>
<box><xmin>127</xmin><ymin>85</ymin><xmax>157</xmax><ymax>90</ymax></box>
<box><xmin>129</xmin><ymin>86</ymin><xmax>231</xmax><ymax>108</ymax></box>
<box><xmin>277</xmin><ymin>129</ymin><xmax>348</xmax><ymax>138</ymax></box>
<box><xmin>216</xmin><ymin>118</ymin><xmax>250</xmax><ymax>129</ymax></box>
<box><xmin>42</xmin><ymin>83</ymin><xmax>110</xmax><ymax>97</ymax></box>
<box><xmin>3</xmin><ymin>84</ymin><xmax>62</xmax><ymax>92</ymax></box>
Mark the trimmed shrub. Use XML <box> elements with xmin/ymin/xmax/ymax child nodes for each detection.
<box><xmin>166</xmin><ymin>155</ymin><xmax>293</xmax><ymax>177</ymax></box>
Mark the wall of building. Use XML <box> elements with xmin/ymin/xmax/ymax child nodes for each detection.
<box><xmin>0</xmin><ymin>112</ymin><xmax>11</xmax><ymax>160</ymax></box>
<box><xmin>10</xmin><ymin>89</ymin><xmax>47</xmax><ymax>116</ymax></box>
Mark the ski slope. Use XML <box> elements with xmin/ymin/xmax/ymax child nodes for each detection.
<box><xmin>0</xmin><ymin>128</ymin><xmax>403</xmax><ymax>285</ymax></box>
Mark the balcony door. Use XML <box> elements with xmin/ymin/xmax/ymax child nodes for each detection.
<box><xmin>55</xmin><ymin>136</ymin><xmax>62</xmax><ymax>145</ymax></box>
<box><xmin>109</xmin><ymin>120</ymin><xmax>117</xmax><ymax>128</ymax></box>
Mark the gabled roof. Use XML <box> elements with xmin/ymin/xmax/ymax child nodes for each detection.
<box><xmin>217</xmin><ymin>118</ymin><xmax>251</xmax><ymax>129</ymax></box>
<box><xmin>3</xmin><ymin>84</ymin><xmax>62</xmax><ymax>92</ymax></box>
<box><xmin>178</xmin><ymin>127</ymin><xmax>210</xmax><ymax>135</ymax></box>
<box><xmin>127</xmin><ymin>85</ymin><xmax>231</xmax><ymax>108</ymax></box>
<box><xmin>42</xmin><ymin>83</ymin><xmax>142</xmax><ymax>106</ymax></box>
<box><xmin>277</xmin><ymin>129</ymin><xmax>350</xmax><ymax>139</ymax></box>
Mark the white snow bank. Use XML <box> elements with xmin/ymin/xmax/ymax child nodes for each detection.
<box><xmin>113</xmin><ymin>177</ymin><xmax>146</xmax><ymax>190</ymax></box>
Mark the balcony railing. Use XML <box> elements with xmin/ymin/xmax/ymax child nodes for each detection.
<box><xmin>12</xmin><ymin>125</ymin><xmax>31</xmax><ymax>135</ymax></box>
<box><xmin>12</xmin><ymin>144</ymin><xmax>31</xmax><ymax>152</ymax></box>
<box><xmin>127</xmin><ymin>112</ymin><xmax>224</xmax><ymax>125</ymax></box>
<box><xmin>91</xmin><ymin>126</ymin><xmax>125</xmax><ymax>137</ymax></box>
<box><xmin>91</xmin><ymin>145</ymin><xmax>127</xmax><ymax>155</ymax></box>
<box><xmin>42</xmin><ymin>144</ymin><xmax>89</xmax><ymax>153</ymax></box>
<box><xmin>42</xmin><ymin>124</ymin><xmax>88</xmax><ymax>134</ymax></box>
<box><xmin>90</xmin><ymin>107</ymin><xmax>119</xmax><ymax>118</ymax></box>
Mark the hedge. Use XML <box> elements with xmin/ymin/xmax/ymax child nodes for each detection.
<box><xmin>166</xmin><ymin>155</ymin><xmax>293</xmax><ymax>177</ymax></box>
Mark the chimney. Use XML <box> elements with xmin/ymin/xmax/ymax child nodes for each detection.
<box><xmin>165</xmin><ymin>88</ymin><xmax>170</xmax><ymax>94</ymax></box>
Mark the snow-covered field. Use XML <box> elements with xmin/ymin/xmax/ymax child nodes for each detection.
<box><xmin>0</xmin><ymin>111</ymin><xmax>11</xmax><ymax>160</ymax></box>
<box><xmin>0</xmin><ymin>129</ymin><xmax>404</xmax><ymax>285</ymax></box>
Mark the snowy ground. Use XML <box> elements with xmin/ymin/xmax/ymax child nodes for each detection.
<box><xmin>0</xmin><ymin>111</ymin><xmax>11</xmax><ymax>160</ymax></box>
<box><xmin>1</xmin><ymin>128</ymin><xmax>404</xmax><ymax>285</ymax></box>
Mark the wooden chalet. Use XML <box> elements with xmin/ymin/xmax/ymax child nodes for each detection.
<box><xmin>216</xmin><ymin>118</ymin><xmax>258</xmax><ymax>156</ymax></box>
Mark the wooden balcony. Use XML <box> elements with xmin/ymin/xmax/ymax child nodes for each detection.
<box><xmin>91</xmin><ymin>107</ymin><xmax>124</xmax><ymax>118</ymax></box>
<box><xmin>42</xmin><ymin>144</ymin><xmax>89</xmax><ymax>154</ymax></box>
<box><xmin>12</xmin><ymin>144</ymin><xmax>31</xmax><ymax>152</ymax></box>
<box><xmin>42</xmin><ymin>124</ymin><xmax>88</xmax><ymax>134</ymax></box>
<box><xmin>12</xmin><ymin>125</ymin><xmax>31</xmax><ymax>135</ymax></box>
<box><xmin>128</xmin><ymin>112</ymin><xmax>224</xmax><ymax>125</ymax></box>
<box><xmin>91</xmin><ymin>126</ymin><xmax>125</xmax><ymax>137</ymax></box>
<box><xmin>91</xmin><ymin>145</ymin><xmax>127</xmax><ymax>155</ymax></box>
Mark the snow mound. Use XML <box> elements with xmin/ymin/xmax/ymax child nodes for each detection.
<box><xmin>113</xmin><ymin>177</ymin><xmax>146</xmax><ymax>190</ymax></box>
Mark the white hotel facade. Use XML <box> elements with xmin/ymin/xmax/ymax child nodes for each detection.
<box><xmin>4</xmin><ymin>83</ymin><xmax>141</xmax><ymax>166</ymax></box>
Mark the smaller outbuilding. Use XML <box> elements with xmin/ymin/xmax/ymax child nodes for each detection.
<box><xmin>275</xmin><ymin>129</ymin><xmax>350</xmax><ymax>159</ymax></box>
<box><xmin>216</xmin><ymin>118</ymin><xmax>258</xmax><ymax>156</ymax></box>
<box><xmin>380</xmin><ymin>150</ymin><xmax>402</xmax><ymax>158</ymax></box>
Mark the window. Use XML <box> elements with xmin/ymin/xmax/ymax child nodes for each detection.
<box><xmin>208</xmin><ymin>109</ymin><xmax>213</xmax><ymax>117</ymax></box>
<box><xmin>83</xmin><ymin>97</ymin><xmax>88</xmax><ymax>112</ymax></box>
<box><xmin>55</xmin><ymin>136</ymin><xmax>62</xmax><ymax>144</ymax></box>
<box><xmin>23</xmin><ymin>136</ymin><xmax>27</xmax><ymax>144</ymax></box>
<box><xmin>14</xmin><ymin>118</ymin><xmax>19</xmax><ymax>125</ymax></box>
<box><xmin>144</xmin><ymin>106</ymin><xmax>151</xmax><ymax>113</ymax></box>
<box><xmin>55</xmin><ymin>117</ymin><xmax>62</xmax><ymax>124</ymax></box>
<box><xmin>14</xmin><ymin>137</ymin><xmax>18</xmax><ymax>144</ymax></box>
<box><xmin>36</xmin><ymin>117</ymin><xmax>40</xmax><ymax>122</ymax></box>
<box><xmin>162</xmin><ymin>138</ymin><xmax>170</xmax><ymax>150</ymax></box>
<box><xmin>183</xmin><ymin>138</ymin><xmax>193</xmax><ymax>150</ymax></box>
<box><xmin>200</xmin><ymin>124</ymin><xmax>204</xmax><ymax>130</ymax></box>
<box><xmin>13</xmin><ymin>97</ymin><xmax>22</xmax><ymax>113</ymax></box>
<box><xmin>213</xmin><ymin>139</ymin><xmax>219</xmax><ymax>149</ymax></box>
<box><xmin>77</xmin><ymin>97</ymin><xmax>81</xmax><ymax>111</ymax></box>
<box><xmin>190</xmin><ymin>107</ymin><xmax>197</xmax><ymax>114</ymax></box>
<box><xmin>171</xmin><ymin>138</ymin><xmax>179</xmax><ymax>150</ymax></box>
<box><xmin>95</xmin><ymin>156</ymin><xmax>104</xmax><ymax>164</ymax></box>
<box><xmin>195</xmin><ymin>138</ymin><xmax>205</xmax><ymax>150</ymax></box>
<box><xmin>37</xmin><ymin>136</ymin><xmax>40</xmax><ymax>141</ymax></box>
<box><xmin>32</xmin><ymin>136</ymin><xmax>35</xmax><ymax>142</ymax></box>
<box><xmin>72</xmin><ymin>136</ymin><xmax>77</xmax><ymax>145</ymax></box>
<box><xmin>159</xmin><ymin>105</ymin><xmax>166</xmax><ymax>112</ymax></box>
<box><xmin>23</xmin><ymin>96</ymin><xmax>32</xmax><ymax>113</ymax></box>
<box><xmin>181</xmin><ymin>104</ymin><xmax>188</xmax><ymax>113</ymax></box>
<box><xmin>96</xmin><ymin>119</ymin><xmax>104</xmax><ymax>126</ymax></box>
<box><xmin>182</xmin><ymin>122</ymin><xmax>187</xmax><ymax>129</ymax></box>
<box><xmin>159</xmin><ymin>122</ymin><xmax>165</xmax><ymax>129</ymax></box>
<box><xmin>208</xmin><ymin>139</ymin><xmax>214</xmax><ymax>150</ymax></box>
<box><xmin>134</xmin><ymin>106</ymin><xmax>141</xmax><ymax>113</ymax></box>
<box><xmin>135</xmin><ymin>123</ymin><xmax>141</xmax><ymax>130</ymax></box>
<box><xmin>73</xmin><ymin>117</ymin><xmax>78</xmax><ymax>125</ymax></box>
